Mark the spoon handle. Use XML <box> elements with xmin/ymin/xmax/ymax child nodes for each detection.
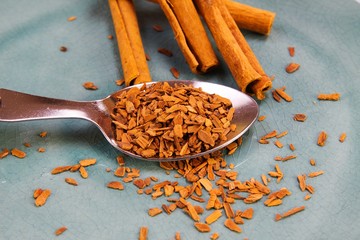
<box><xmin>0</xmin><ymin>88</ymin><xmax>97</xmax><ymax>122</ymax></box>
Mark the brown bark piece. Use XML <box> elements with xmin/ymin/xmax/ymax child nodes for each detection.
<box><xmin>108</xmin><ymin>0</ymin><xmax>151</xmax><ymax>86</ymax></box>
<box><xmin>158</xmin><ymin>0</ymin><xmax>219</xmax><ymax>73</ymax></box>
<box><xmin>34</xmin><ymin>189</ymin><xmax>51</xmax><ymax>207</ymax></box>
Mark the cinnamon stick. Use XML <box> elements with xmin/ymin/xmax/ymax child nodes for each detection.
<box><xmin>213</xmin><ymin>0</ymin><xmax>272</xmax><ymax>100</ymax></box>
<box><xmin>224</xmin><ymin>0</ymin><xmax>276</xmax><ymax>35</ymax></box>
<box><xmin>157</xmin><ymin>0</ymin><xmax>219</xmax><ymax>73</ymax></box>
<box><xmin>146</xmin><ymin>0</ymin><xmax>276</xmax><ymax>35</ymax></box>
<box><xmin>194</xmin><ymin>0</ymin><xmax>269</xmax><ymax>99</ymax></box>
<box><xmin>109</xmin><ymin>0</ymin><xmax>151</xmax><ymax>86</ymax></box>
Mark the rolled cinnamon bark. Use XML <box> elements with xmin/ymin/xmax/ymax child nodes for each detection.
<box><xmin>146</xmin><ymin>0</ymin><xmax>275</xmax><ymax>35</ymax></box>
<box><xmin>109</xmin><ymin>0</ymin><xmax>151</xmax><ymax>86</ymax></box>
<box><xmin>224</xmin><ymin>0</ymin><xmax>276</xmax><ymax>35</ymax></box>
<box><xmin>158</xmin><ymin>0</ymin><xmax>219</xmax><ymax>73</ymax></box>
<box><xmin>215</xmin><ymin>0</ymin><xmax>272</xmax><ymax>100</ymax></box>
<box><xmin>194</xmin><ymin>0</ymin><xmax>263</xmax><ymax>97</ymax></box>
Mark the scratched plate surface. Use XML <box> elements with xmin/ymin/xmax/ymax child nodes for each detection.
<box><xmin>1</xmin><ymin>0</ymin><xmax>360</xmax><ymax>239</ymax></box>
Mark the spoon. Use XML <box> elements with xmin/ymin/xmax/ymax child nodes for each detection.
<box><xmin>0</xmin><ymin>80</ymin><xmax>259</xmax><ymax>161</ymax></box>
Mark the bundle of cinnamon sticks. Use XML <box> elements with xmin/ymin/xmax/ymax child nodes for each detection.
<box><xmin>108</xmin><ymin>0</ymin><xmax>276</xmax><ymax>100</ymax></box>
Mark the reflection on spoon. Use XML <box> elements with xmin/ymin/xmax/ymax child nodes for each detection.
<box><xmin>0</xmin><ymin>80</ymin><xmax>259</xmax><ymax>161</ymax></box>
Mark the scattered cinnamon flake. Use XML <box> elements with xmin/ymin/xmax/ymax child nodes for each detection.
<box><xmin>158</xmin><ymin>48</ymin><xmax>173</xmax><ymax>57</ymax></box>
<box><xmin>268</xmin><ymin>171</ymin><xmax>281</xmax><ymax>179</ymax></box>
<box><xmin>194</xmin><ymin>222</ymin><xmax>211</xmax><ymax>232</ymax></box>
<box><xmin>310</xmin><ymin>159</ymin><xmax>316</xmax><ymax>166</ymax></box>
<box><xmin>227</xmin><ymin>146</ymin><xmax>238</xmax><ymax>155</ymax></box>
<box><xmin>234</xmin><ymin>215</ymin><xmax>244</xmax><ymax>224</ymax></box>
<box><xmin>317</xmin><ymin>93</ymin><xmax>341</xmax><ymax>101</ymax></box>
<box><xmin>297</xmin><ymin>174</ymin><xmax>307</xmax><ymax>192</ymax></box>
<box><xmin>264</xmin><ymin>188</ymin><xmax>291</xmax><ymax>207</ymax></box>
<box><xmin>306</xmin><ymin>185</ymin><xmax>315</xmax><ymax>194</ymax></box>
<box><xmin>107</xmin><ymin>34</ymin><xmax>113</xmax><ymax>40</ymax></box>
<box><xmin>152</xmin><ymin>24</ymin><xmax>164</xmax><ymax>32</ymax></box>
<box><xmin>79</xmin><ymin>158</ymin><xmax>97</xmax><ymax>167</ymax></box>
<box><xmin>39</xmin><ymin>131</ymin><xmax>47</xmax><ymax>137</ymax></box>
<box><xmin>107</xmin><ymin>181</ymin><xmax>124</xmax><ymax>190</ymax></box>
<box><xmin>165</xmin><ymin>185</ymin><xmax>176</xmax><ymax>197</ymax></box>
<box><xmin>0</xmin><ymin>148</ymin><xmax>10</xmax><ymax>159</ymax></box>
<box><xmin>339</xmin><ymin>133</ymin><xmax>347</xmax><ymax>143</ymax></box>
<box><xmin>114</xmin><ymin>166</ymin><xmax>125</xmax><ymax>177</ymax></box>
<box><xmin>59</xmin><ymin>46</ymin><xmax>67</xmax><ymax>52</ymax></box>
<box><xmin>308</xmin><ymin>170</ymin><xmax>324</xmax><ymax>178</ymax></box>
<box><xmin>285</xmin><ymin>62</ymin><xmax>300</xmax><ymax>73</ymax></box>
<box><xmin>33</xmin><ymin>188</ymin><xmax>43</xmax><ymax>199</ymax></box>
<box><xmin>11</xmin><ymin>148</ymin><xmax>26</xmax><ymax>158</ymax></box>
<box><xmin>258</xmin><ymin>139</ymin><xmax>269</xmax><ymax>144</ymax></box>
<box><xmin>116</xmin><ymin>155</ymin><xmax>125</xmax><ymax>166</ymax></box>
<box><xmin>144</xmin><ymin>188</ymin><xmax>153</xmax><ymax>195</ymax></box>
<box><xmin>70</xmin><ymin>164</ymin><xmax>81</xmax><ymax>172</ymax></box>
<box><xmin>139</xmin><ymin>226</ymin><xmax>148</xmax><ymax>240</ymax></box>
<box><xmin>261</xmin><ymin>130</ymin><xmax>278</xmax><ymax>140</ymax></box>
<box><xmin>151</xmin><ymin>190</ymin><xmax>164</xmax><ymax>200</ymax></box>
<box><xmin>83</xmin><ymin>82</ymin><xmax>98</xmax><ymax>90</ymax></box>
<box><xmin>268</xmin><ymin>164</ymin><xmax>283</xmax><ymax>183</ymax></box>
<box><xmin>293</xmin><ymin>113</ymin><xmax>307</xmax><ymax>122</ymax></box>
<box><xmin>288</xmin><ymin>46</ymin><xmax>295</xmax><ymax>57</ymax></box>
<box><xmin>274</xmin><ymin>140</ymin><xmax>283</xmax><ymax>148</ymax></box>
<box><xmin>283</xmin><ymin>154</ymin><xmax>297</xmax><ymax>161</ymax></box>
<box><xmin>184</xmin><ymin>200</ymin><xmax>200</xmax><ymax>221</ymax></box>
<box><xmin>79</xmin><ymin>166</ymin><xmax>88</xmax><ymax>179</ymax></box>
<box><xmin>240</xmin><ymin>208</ymin><xmax>254</xmax><ymax>219</ymax></box>
<box><xmin>23</xmin><ymin>142</ymin><xmax>31</xmax><ymax>147</ymax></box>
<box><xmin>304</xmin><ymin>194</ymin><xmax>312</xmax><ymax>200</ymax></box>
<box><xmin>55</xmin><ymin>226</ymin><xmax>67</xmax><ymax>236</ymax></box>
<box><xmin>210</xmin><ymin>232</ymin><xmax>220</xmax><ymax>240</ymax></box>
<box><xmin>205</xmin><ymin>209</ymin><xmax>222</xmax><ymax>224</ymax></box>
<box><xmin>272</xmin><ymin>90</ymin><xmax>282</xmax><ymax>102</ymax></box>
<box><xmin>275</xmin><ymin>205</ymin><xmax>305</xmax><ymax>221</ymax></box>
<box><xmin>276</xmin><ymin>131</ymin><xmax>288</xmax><ymax>138</ymax></box>
<box><xmin>317</xmin><ymin>131</ymin><xmax>327</xmax><ymax>146</ymax></box>
<box><xmin>67</xmin><ymin>16</ymin><xmax>77</xmax><ymax>22</ymax></box>
<box><xmin>175</xmin><ymin>232</ymin><xmax>181</xmax><ymax>240</ymax></box>
<box><xmin>145</xmin><ymin>53</ymin><xmax>151</xmax><ymax>61</ymax></box>
<box><xmin>191</xmin><ymin>195</ymin><xmax>205</xmax><ymax>203</ymax></box>
<box><xmin>274</xmin><ymin>155</ymin><xmax>297</xmax><ymax>162</ymax></box>
<box><xmin>123</xmin><ymin>176</ymin><xmax>134</xmax><ymax>183</ymax></box>
<box><xmin>223</xmin><ymin>202</ymin><xmax>234</xmax><ymax>218</ymax></box>
<box><xmin>133</xmin><ymin>179</ymin><xmax>146</xmax><ymax>189</ymax></box>
<box><xmin>51</xmin><ymin>165</ymin><xmax>72</xmax><ymax>175</ymax></box>
<box><xmin>224</xmin><ymin>219</ymin><xmax>242</xmax><ymax>233</ymax></box>
<box><xmin>34</xmin><ymin>189</ymin><xmax>51</xmax><ymax>207</ymax></box>
<box><xmin>264</xmin><ymin>198</ymin><xmax>282</xmax><ymax>207</ymax></box>
<box><xmin>148</xmin><ymin>207</ymin><xmax>163</xmax><ymax>217</ymax></box>
<box><xmin>258</xmin><ymin>115</ymin><xmax>266</xmax><ymax>122</ymax></box>
<box><xmin>65</xmin><ymin>177</ymin><xmax>78</xmax><ymax>186</ymax></box>
<box><xmin>163</xmin><ymin>204</ymin><xmax>173</xmax><ymax>214</ymax></box>
<box><xmin>275</xmin><ymin>88</ymin><xmax>293</xmax><ymax>102</ymax></box>
<box><xmin>261</xmin><ymin>174</ymin><xmax>268</xmax><ymax>186</ymax></box>
<box><xmin>289</xmin><ymin>144</ymin><xmax>295</xmax><ymax>151</ymax></box>
<box><xmin>199</xmin><ymin>178</ymin><xmax>212</xmax><ymax>192</ymax></box>
<box><xmin>170</xmin><ymin>67</ymin><xmax>180</xmax><ymax>79</ymax></box>
<box><xmin>150</xmin><ymin>175</ymin><xmax>158</xmax><ymax>182</ymax></box>
<box><xmin>37</xmin><ymin>147</ymin><xmax>46</xmax><ymax>152</ymax></box>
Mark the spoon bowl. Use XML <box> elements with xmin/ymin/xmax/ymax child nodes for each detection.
<box><xmin>0</xmin><ymin>80</ymin><xmax>259</xmax><ymax>161</ymax></box>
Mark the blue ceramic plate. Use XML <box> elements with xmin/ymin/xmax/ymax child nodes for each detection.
<box><xmin>1</xmin><ymin>0</ymin><xmax>359</xmax><ymax>239</ymax></box>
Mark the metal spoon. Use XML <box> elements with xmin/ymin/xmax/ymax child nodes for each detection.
<box><xmin>0</xmin><ymin>80</ymin><xmax>259</xmax><ymax>161</ymax></box>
